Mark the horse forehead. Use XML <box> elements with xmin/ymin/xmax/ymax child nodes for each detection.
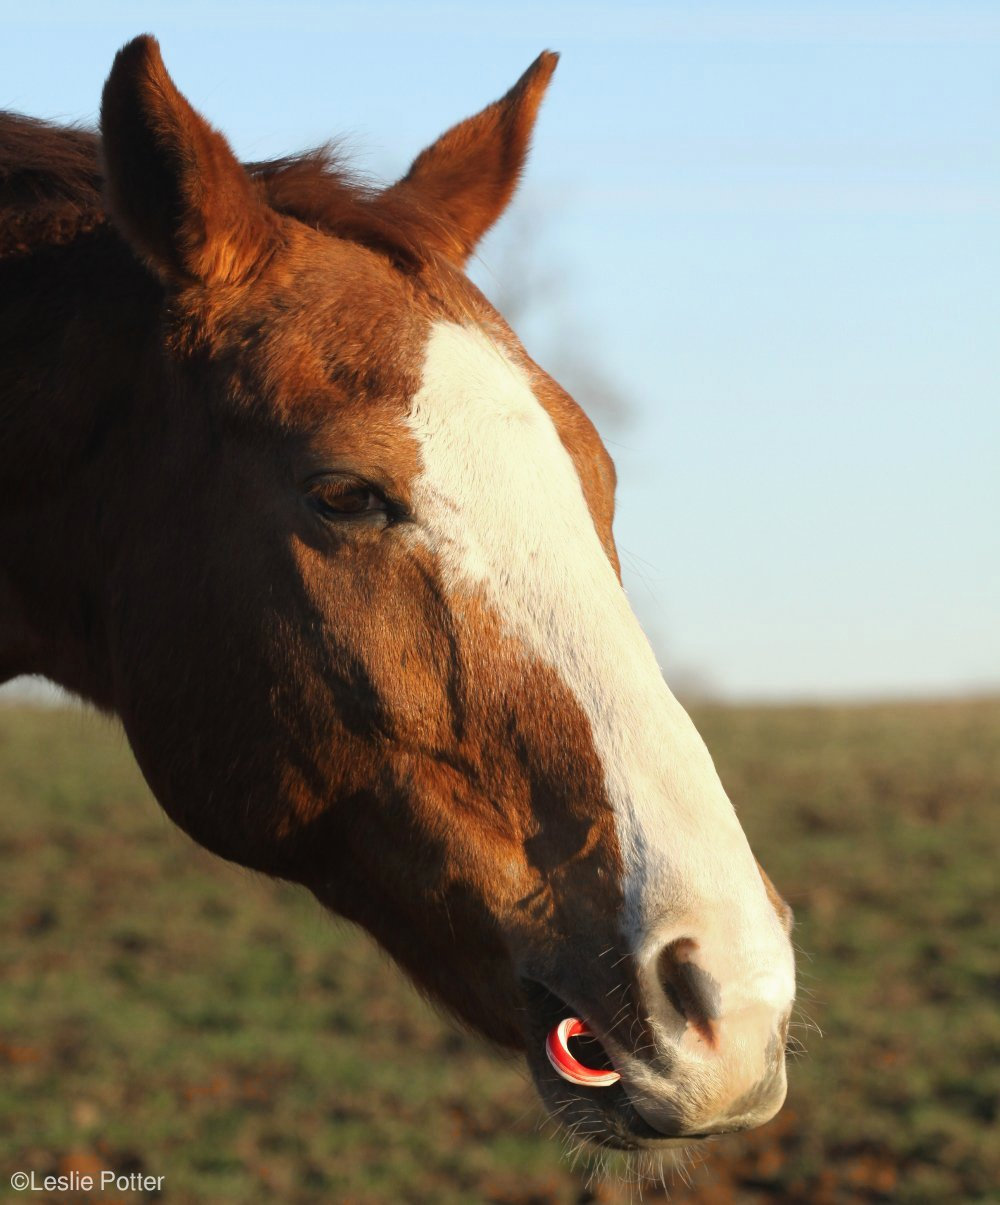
<box><xmin>404</xmin><ymin>319</ymin><xmax>616</xmax><ymax>631</ymax></box>
<box><xmin>407</xmin><ymin>321</ymin><xmax>592</xmax><ymax>504</ymax></box>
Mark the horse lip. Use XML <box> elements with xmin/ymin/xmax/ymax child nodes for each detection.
<box><xmin>520</xmin><ymin>978</ymin><xmax>626</xmax><ymax>1077</ymax></box>
<box><xmin>522</xmin><ymin>978</ymin><xmax>697</xmax><ymax>1146</ymax></box>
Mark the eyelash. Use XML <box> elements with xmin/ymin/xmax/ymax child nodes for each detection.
<box><xmin>306</xmin><ymin>476</ymin><xmax>404</xmax><ymax>525</ymax></box>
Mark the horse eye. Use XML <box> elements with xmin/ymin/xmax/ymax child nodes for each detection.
<box><xmin>309</xmin><ymin>478</ymin><xmax>386</xmax><ymax>520</ymax></box>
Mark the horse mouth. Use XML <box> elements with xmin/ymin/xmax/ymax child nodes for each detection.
<box><xmin>545</xmin><ymin>1017</ymin><xmax>621</xmax><ymax>1087</ymax></box>
<box><xmin>520</xmin><ymin>979</ymin><xmax>701</xmax><ymax>1151</ymax></box>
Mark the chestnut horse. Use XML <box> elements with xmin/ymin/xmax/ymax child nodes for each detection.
<box><xmin>0</xmin><ymin>37</ymin><xmax>795</xmax><ymax>1150</ymax></box>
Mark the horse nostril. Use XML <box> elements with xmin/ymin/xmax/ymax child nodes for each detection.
<box><xmin>656</xmin><ymin>938</ymin><xmax>721</xmax><ymax>1044</ymax></box>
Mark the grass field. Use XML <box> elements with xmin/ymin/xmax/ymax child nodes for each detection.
<box><xmin>1</xmin><ymin>700</ymin><xmax>997</xmax><ymax>1203</ymax></box>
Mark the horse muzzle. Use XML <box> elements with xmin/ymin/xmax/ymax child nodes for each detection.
<box><xmin>521</xmin><ymin>951</ymin><xmax>793</xmax><ymax>1149</ymax></box>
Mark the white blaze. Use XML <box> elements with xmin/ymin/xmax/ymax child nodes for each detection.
<box><xmin>406</xmin><ymin>321</ymin><xmax>793</xmax><ymax>1016</ymax></box>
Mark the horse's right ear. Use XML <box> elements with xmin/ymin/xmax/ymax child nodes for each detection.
<box><xmin>100</xmin><ymin>35</ymin><xmax>278</xmax><ymax>288</ymax></box>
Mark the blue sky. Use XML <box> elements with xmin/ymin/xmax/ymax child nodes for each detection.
<box><xmin>3</xmin><ymin>2</ymin><xmax>998</xmax><ymax>699</ymax></box>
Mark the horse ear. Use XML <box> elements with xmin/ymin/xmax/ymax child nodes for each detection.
<box><xmin>100</xmin><ymin>35</ymin><xmax>278</xmax><ymax>287</ymax></box>
<box><xmin>388</xmin><ymin>51</ymin><xmax>558</xmax><ymax>266</ymax></box>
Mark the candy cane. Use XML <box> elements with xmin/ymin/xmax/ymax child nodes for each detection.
<box><xmin>545</xmin><ymin>1017</ymin><xmax>621</xmax><ymax>1087</ymax></box>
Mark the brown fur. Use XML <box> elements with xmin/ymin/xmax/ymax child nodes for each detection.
<box><xmin>0</xmin><ymin>37</ymin><xmax>626</xmax><ymax>1049</ymax></box>
<box><xmin>1</xmin><ymin>38</ymin><xmax>788</xmax><ymax>1147</ymax></box>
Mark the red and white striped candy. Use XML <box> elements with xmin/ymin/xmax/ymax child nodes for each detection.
<box><xmin>545</xmin><ymin>1017</ymin><xmax>621</xmax><ymax>1087</ymax></box>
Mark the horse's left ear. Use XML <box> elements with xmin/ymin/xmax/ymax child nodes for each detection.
<box><xmin>387</xmin><ymin>51</ymin><xmax>558</xmax><ymax>266</ymax></box>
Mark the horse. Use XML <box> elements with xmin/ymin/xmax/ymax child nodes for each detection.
<box><xmin>0</xmin><ymin>36</ymin><xmax>795</xmax><ymax>1150</ymax></box>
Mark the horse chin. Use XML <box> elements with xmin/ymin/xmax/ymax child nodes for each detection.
<box><xmin>526</xmin><ymin>1056</ymin><xmax>703</xmax><ymax>1153</ymax></box>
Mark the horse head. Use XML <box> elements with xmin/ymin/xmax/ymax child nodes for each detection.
<box><xmin>13</xmin><ymin>36</ymin><xmax>796</xmax><ymax>1149</ymax></box>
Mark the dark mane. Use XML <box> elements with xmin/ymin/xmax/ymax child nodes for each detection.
<box><xmin>0</xmin><ymin>114</ymin><xmax>104</xmax><ymax>256</ymax></box>
<box><xmin>0</xmin><ymin>112</ymin><xmax>429</xmax><ymax>268</ymax></box>
<box><xmin>248</xmin><ymin>146</ymin><xmax>430</xmax><ymax>271</ymax></box>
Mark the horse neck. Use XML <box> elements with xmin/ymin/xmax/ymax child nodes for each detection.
<box><xmin>0</xmin><ymin>229</ymin><xmax>159</xmax><ymax>704</ymax></box>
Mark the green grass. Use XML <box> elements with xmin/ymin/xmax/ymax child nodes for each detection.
<box><xmin>1</xmin><ymin>700</ymin><xmax>998</xmax><ymax>1203</ymax></box>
